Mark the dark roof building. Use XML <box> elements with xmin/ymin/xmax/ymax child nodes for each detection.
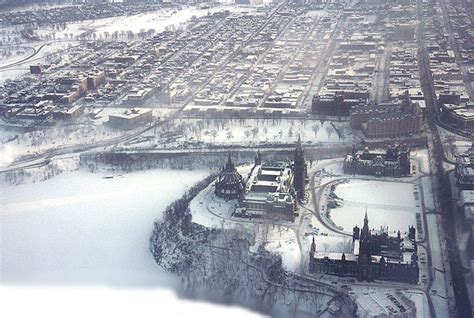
<box><xmin>455</xmin><ymin>143</ymin><xmax>474</xmax><ymax>190</ymax></box>
<box><xmin>214</xmin><ymin>154</ymin><xmax>245</xmax><ymax>200</ymax></box>
<box><xmin>343</xmin><ymin>145</ymin><xmax>411</xmax><ymax>177</ymax></box>
<box><xmin>309</xmin><ymin>213</ymin><xmax>419</xmax><ymax>284</ymax></box>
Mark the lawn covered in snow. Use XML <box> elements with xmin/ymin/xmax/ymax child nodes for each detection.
<box><xmin>0</xmin><ymin>124</ymin><xmax>127</xmax><ymax>168</ymax></box>
<box><xmin>170</xmin><ymin>118</ymin><xmax>359</xmax><ymax>146</ymax></box>
<box><xmin>0</xmin><ymin>169</ymin><xmax>208</xmax><ymax>285</ymax></box>
<box><xmin>330</xmin><ymin>179</ymin><xmax>418</xmax><ymax>234</ymax></box>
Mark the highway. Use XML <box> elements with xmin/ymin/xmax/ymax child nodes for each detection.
<box><xmin>417</xmin><ymin>0</ymin><xmax>472</xmax><ymax>315</ymax></box>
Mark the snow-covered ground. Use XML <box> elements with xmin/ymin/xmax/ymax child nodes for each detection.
<box><xmin>259</xmin><ymin>226</ymin><xmax>300</xmax><ymax>272</ymax></box>
<box><xmin>0</xmin><ymin>124</ymin><xmax>129</xmax><ymax>168</ymax></box>
<box><xmin>167</xmin><ymin>118</ymin><xmax>359</xmax><ymax>146</ymax></box>
<box><xmin>329</xmin><ymin>179</ymin><xmax>418</xmax><ymax>233</ymax></box>
<box><xmin>1</xmin><ymin>169</ymin><xmax>207</xmax><ymax>285</ymax></box>
<box><xmin>0</xmin><ymin>41</ymin><xmax>73</xmax><ymax>84</ymax></box>
<box><xmin>33</xmin><ymin>5</ymin><xmax>258</xmax><ymax>42</ymax></box>
<box><xmin>0</xmin><ymin>46</ymin><xmax>33</xmax><ymax>67</ymax></box>
<box><xmin>189</xmin><ymin>178</ymin><xmax>302</xmax><ymax>272</ymax></box>
<box><xmin>426</xmin><ymin>213</ymin><xmax>451</xmax><ymax>317</ymax></box>
<box><xmin>0</xmin><ymin>4</ymin><xmax>257</xmax><ymax>86</ymax></box>
<box><xmin>349</xmin><ymin>285</ymin><xmax>422</xmax><ymax>317</ymax></box>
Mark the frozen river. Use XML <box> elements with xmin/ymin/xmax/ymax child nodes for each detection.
<box><xmin>0</xmin><ymin>169</ymin><xmax>259</xmax><ymax>316</ymax></box>
<box><xmin>1</xmin><ymin>169</ymin><xmax>208</xmax><ymax>285</ymax></box>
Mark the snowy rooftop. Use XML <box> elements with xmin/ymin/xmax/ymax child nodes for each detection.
<box><xmin>464</xmin><ymin>206</ymin><xmax>474</xmax><ymax>221</ymax></box>
<box><xmin>109</xmin><ymin>108</ymin><xmax>152</xmax><ymax>119</ymax></box>
<box><xmin>246</xmin><ymin>163</ymin><xmax>292</xmax><ymax>194</ymax></box>
<box><xmin>460</xmin><ymin>190</ymin><xmax>474</xmax><ymax>205</ymax></box>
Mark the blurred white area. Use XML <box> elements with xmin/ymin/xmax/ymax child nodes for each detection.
<box><xmin>0</xmin><ymin>287</ymin><xmax>263</xmax><ymax>318</ymax></box>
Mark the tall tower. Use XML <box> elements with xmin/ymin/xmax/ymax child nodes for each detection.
<box><xmin>358</xmin><ymin>210</ymin><xmax>373</xmax><ymax>281</ymax></box>
<box><xmin>255</xmin><ymin>149</ymin><xmax>261</xmax><ymax>166</ymax></box>
<box><xmin>309</xmin><ymin>235</ymin><xmax>316</xmax><ymax>272</ymax></box>
<box><xmin>294</xmin><ymin>135</ymin><xmax>306</xmax><ymax>200</ymax></box>
<box><xmin>310</xmin><ymin>236</ymin><xmax>316</xmax><ymax>255</ymax></box>
<box><xmin>358</xmin><ymin>210</ymin><xmax>372</xmax><ymax>265</ymax></box>
<box><xmin>399</xmin><ymin>145</ymin><xmax>410</xmax><ymax>176</ymax></box>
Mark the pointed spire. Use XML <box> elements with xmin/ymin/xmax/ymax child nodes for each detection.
<box><xmin>296</xmin><ymin>134</ymin><xmax>302</xmax><ymax>153</ymax></box>
<box><xmin>310</xmin><ymin>236</ymin><xmax>316</xmax><ymax>253</ymax></box>
<box><xmin>361</xmin><ymin>207</ymin><xmax>370</xmax><ymax>238</ymax></box>
<box><xmin>224</xmin><ymin>153</ymin><xmax>236</xmax><ymax>171</ymax></box>
<box><xmin>255</xmin><ymin>149</ymin><xmax>261</xmax><ymax>166</ymax></box>
<box><xmin>351</xmin><ymin>144</ymin><xmax>357</xmax><ymax>156</ymax></box>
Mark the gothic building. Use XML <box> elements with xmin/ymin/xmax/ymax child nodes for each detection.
<box><xmin>215</xmin><ymin>139</ymin><xmax>307</xmax><ymax>222</ymax></box>
<box><xmin>214</xmin><ymin>154</ymin><xmax>245</xmax><ymax>200</ymax></box>
<box><xmin>343</xmin><ymin>145</ymin><xmax>411</xmax><ymax>177</ymax></box>
<box><xmin>293</xmin><ymin>135</ymin><xmax>307</xmax><ymax>200</ymax></box>
<box><xmin>238</xmin><ymin>157</ymin><xmax>296</xmax><ymax>221</ymax></box>
<box><xmin>350</xmin><ymin>91</ymin><xmax>422</xmax><ymax>139</ymax></box>
<box><xmin>309</xmin><ymin>213</ymin><xmax>419</xmax><ymax>284</ymax></box>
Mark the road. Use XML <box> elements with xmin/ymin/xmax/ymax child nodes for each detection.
<box><xmin>436</xmin><ymin>0</ymin><xmax>474</xmax><ymax>99</ymax></box>
<box><xmin>373</xmin><ymin>43</ymin><xmax>391</xmax><ymax>102</ymax></box>
<box><xmin>300</xmin><ymin>15</ymin><xmax>344</xmax><ymax>112</ymax></box>
<box><xmin>304</xmin><ymin>153</ymin><xmax>443</xmax><ymax>317</ymax></box>
<box><xmin>417</xmin><ymin>0</ymin><xmax>472</xmax><ymax>315</ymax></box>
<box><xmin>257</xmin><ymin>13</ymin><xmax>322</xmax><ymax>108</ymax></box>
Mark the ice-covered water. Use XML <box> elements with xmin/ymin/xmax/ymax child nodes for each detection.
<box><xmin>0</xmin><ymin>169</ymin><xmax>207</xmax><ymax>285</ymax></box>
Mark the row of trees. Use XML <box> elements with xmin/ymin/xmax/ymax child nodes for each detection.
<box><xmin>149</xmin><ymin>173</ymin><xmax>217</xmax><ymax>275</ymax></box>
<box><xmin>169</xmin><ymin>118</ymin><xmax>341</xmax><ymax>144</ymax></box>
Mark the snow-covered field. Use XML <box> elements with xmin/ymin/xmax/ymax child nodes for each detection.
<box><xmin>0</xmin><ymin>124</ymin><xmax>128</xmax><ymax>168</ymax></box>
<box><xmin>33</xmin><ymin>5</ymin><xmax>257</xmax><ymax>42</ymax></box>
<box><xmin>170</xmin><ymin>118</ymin><xmax>359</xmax><ymax>146</ymax></box>
<box><xmin>0</xmin><ymin>40</ymin><xmax>73</xmax><ymax>84</ymax></box>
<box><xmin>260</xmin><ymin>226</ymin><xmax>300</xmax><ymax>272</ymax></box>
<box><xmin>330</xmin><ymin>179</ymin><xmax>418</xmax><ymax>233</ymax></box>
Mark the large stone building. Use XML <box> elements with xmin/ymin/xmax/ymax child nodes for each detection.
<box><xmin>440</xmin><ymin>102</ymin><xmax>474</xmax><ymax>134</ymax></box>
<box><xmin>214</xmin><ymin>139</ymin><xmax>307</xmax><ymax>222</ymax></box>
<box><xmin>312</xmin><ymin>92</ymin><xmax>366</xmax><ymax>117</ymax></box>
<box><xmin>343</xmin><ymin>145</ymin><xmax>411</xmax><ymax>177</ymax></box>
<box><xmin>309</xmin><ymin>213</ymin><xmax>419</xmax><ymax>284</ymax></box>
<box><xmin>350</xmin><ymin>92</ymin><xmax>422</xmax><ymax>139</ymax></box>
<box><xmin>455</xmin><ymin>143</ymin><xmax>474</xmax><ymax>190</ymax></box>
<box><xmin>108</xmin><ymin>108</ymin><xmax>153</xmax><ymax>130</ymax></box>
<box><xmin>460</xmin><ymin>190</ymin><xmax>474</xmax><ymax>266</ymax></box>
<box><xmin>238</xmin><ymin>160</ymin><xmax>297</xmax><ymax>221</ymax></box>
